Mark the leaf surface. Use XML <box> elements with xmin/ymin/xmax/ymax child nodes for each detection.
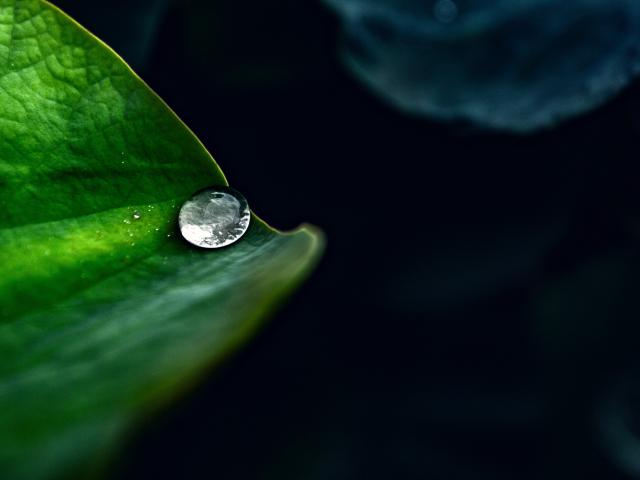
<box><xmin>0</xmin><ymin>1</ymin><xmax>323</xmax><ymax>478</ymax></box>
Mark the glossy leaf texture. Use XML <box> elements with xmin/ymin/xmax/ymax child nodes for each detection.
<box><xmin>323</xmin><ymin>0</ymin><xmax>640</xmax><ymax>132</ymax></box>
<box><xmin>0</xmin><ymin>1</ymin><xmax>323</xmax><ymax>479</ymax></box>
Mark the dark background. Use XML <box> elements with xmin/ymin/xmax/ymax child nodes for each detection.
<box><xmin>54</xmin><ymin>1</ymin><xmax>640</xmax><ymax>478</ymax></box>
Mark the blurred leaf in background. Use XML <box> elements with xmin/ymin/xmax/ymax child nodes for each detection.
<box><xmin>324</xmin><ymin>0</ymin><xmax>640</xmax><ymax>131</ymax></box>
<box><xmin>531</xmin><ymin>250</ymin><xmax>640</xmax><ymax>478</ymax></box>
<box><xmin>597</xmin><ymin>370</ymin><xmax>640</xmax><ymax>479</ymax></box>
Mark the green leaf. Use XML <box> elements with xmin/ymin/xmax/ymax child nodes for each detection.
<box><xmin>0</xmin><ymin>1</ymin><xmax>323</xmax><ymax>478</ymax></box>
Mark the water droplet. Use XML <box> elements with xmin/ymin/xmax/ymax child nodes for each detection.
<box><xmin>123</xmin><ymin>219</ymin><xmax>131</xmax><ymax>224</ymax></box>
<box><xmin>433</xmin><ymin>0</ymin><xmax>458</xmax><ymax>23</ymax></box>
<box><xmin>132</xmin><ymin>210</ymin><xmax>141</xmax><ymax>220</ymax></box>
<box><xmin>178</xmin><ymin>186</ymin><xmax>251</xmax><ymax>249</ymax></box>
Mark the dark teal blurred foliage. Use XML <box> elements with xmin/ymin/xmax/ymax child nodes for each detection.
<box><xmin>324</xmin><ymin>0</ymin><xmax>640</xmax><ymax>132</ymax></box>
<box><xmin>56</xmin><ymin>0</ymin><xmax>640</xmax><ymax>478</ymax></box>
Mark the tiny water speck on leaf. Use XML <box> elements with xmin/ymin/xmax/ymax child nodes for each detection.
<box><xmin>133</xmin><ymin>211</ymin><xmax>141</xmax><ymax>220</ymax></box>
<box><xmin>179</xmin><ymin>186</ymin><xmax>251</xmax><ymax>249</ymax></box>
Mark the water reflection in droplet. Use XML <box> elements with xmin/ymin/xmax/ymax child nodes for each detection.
<box><xmin>178</xmin><ymin>186</ymin><xmax>251</xmax><ymax>249</ymax></box>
